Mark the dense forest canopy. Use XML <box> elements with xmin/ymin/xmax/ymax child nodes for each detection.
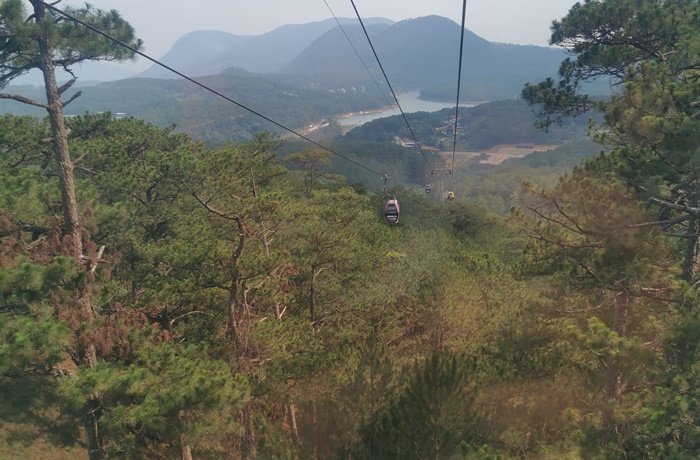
<box><xmin>1</xmin><ymin>0</ymin><xmax>700</xmax><ymax>459</ymax></box>
<box><xmin>343</xmin><ymin>99</ymin><xmax>591</xmax><ymax>149</ymax></box>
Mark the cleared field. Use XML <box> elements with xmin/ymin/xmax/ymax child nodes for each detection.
<box><xmin>439</xmin><ymin>144</ymin><xmax>561</xmax><ymax>166</ymax></box>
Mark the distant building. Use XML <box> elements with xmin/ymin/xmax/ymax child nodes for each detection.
<box><xmin>437</xmin><ymin>122</ymin><xmax>457</xmax><ymax>136</ymax></box>
<box><xmin>395</xmin><ymin>136</ymin><xmax>417</xmax><ymax>147</ymax></box>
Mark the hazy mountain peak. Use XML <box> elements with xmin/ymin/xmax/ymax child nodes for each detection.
<box><xmin>281</xmin><ymin>14</ymin><xmax>565</xmax><ymax>98</ymax></box>
<box><xmin>139</xmin><ymin>17</ymin><xmax>395</xmax><ymax>79</ymax></box>
<box><xmin>138</xmin><ymin>30</ymin><xmax>250</xmax><ymax>78</ymax></box>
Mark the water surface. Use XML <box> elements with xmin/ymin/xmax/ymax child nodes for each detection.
<box><xmin>338</xmin><ymin>91</ymin><xmax>479</xmax><ymax>126</ymax></box>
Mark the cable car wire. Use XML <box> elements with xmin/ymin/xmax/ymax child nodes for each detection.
<box><xmin>37</xmin><ymin>0</ymin><xmax>389</xmax><ymax>180</ymax></box>
<box><xmin>322</xmin><ymin>0</ymin><xmax>397</xmax><ymax>115</ymax></box>
<box><xmin>348</xmin><ymin>0</ymin><xmax>434</xmax><ymax>174</ymax></box>
<box><xmin>450</xmin><ymin>0</ymin><xmax>469</xmax><ymax>184</ymax></box>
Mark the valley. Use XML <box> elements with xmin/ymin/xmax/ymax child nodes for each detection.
<box><xmin>4</xmin><ymin>2</ymin><xmax>696</xmax><ymax>459</ymax></box>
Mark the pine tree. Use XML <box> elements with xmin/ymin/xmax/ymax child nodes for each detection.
<box><xmin>355</xmin><ymin>352</ymin><xmax>480</xmax><ymax>459</ymax></box>
<box><xmin>521</xmin><ymin>0</ymin><xmax>700</xmax><ymax>287</ymax></box>
<box><xmin>514</xmin><ymin>172</ymin><xmax>680</xmax><ymax>449</ymax></box>
<box><xmin>0</xmin><ymin>3</ymin><xmax>141</xmax><ymax>457</ymax></box>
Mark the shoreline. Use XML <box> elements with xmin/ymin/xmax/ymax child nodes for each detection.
<box><xmin>338</xmin><ymin>107</ymin><xmax>391</xmax><ymax>118</ymax></box>
<box><xmin>336</xmin><ymin>91</ymin><xmax>485</xmax><ymax>124</ymax></box>
<box><xmin>416</xmin><ymin>95</ymin><xmax>490</xmax><ymax>105</ymax></box>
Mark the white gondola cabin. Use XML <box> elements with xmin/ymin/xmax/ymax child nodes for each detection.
<box><xmin>384</xmin><ymin>199</ymin><xmax>400</xmax><ymax>223</ymax></box>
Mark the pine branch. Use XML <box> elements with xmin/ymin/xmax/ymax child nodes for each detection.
<box><xmin>626</xmin><ymin>214</ymin><xmax>691</xmax><ymax>228</ymax></box>
<box><xmin>0</xmin><ymin>63</ymin><xmax>36</xmax><ymax>83</ymax></box>
<box><xmin>88</xmin><ymin>245</ymin><xmax>105</xmax><ymax>274</ymax></box>
<box><xmin>190</xmin><ymin>191</ymin><xmax>239</xmax><ymax>221</ymax></box>
<box><xmin>61</xmin><ymin>90</ymin><xmax>82</xmax><ymax>107</ymax></box>
<box><xmin>649</xmin><ymin>197</ymin><xmax>700</xmax><ymax>216</ymax></box>
<box><xmin>57</xmin><ymin>78</ymin><xmax>76</xmax><ymax>95</ymax></box>
<box><xmin>169</xmin><ymin>310</ymin><xmax>213</xmax><ymax>329</ymax></box>
<box><xmin>1</xmin><ymin>222</ymin><xmax>51</xmax><ymax>239</ymax></box>
<box><xmin>0</xmin><ymin>92</ymin><xmax>48</xmax><ymax>109</ymax></box>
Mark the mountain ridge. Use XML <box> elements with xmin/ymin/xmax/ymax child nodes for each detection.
<box><xmin>280</xmin><ymin>15</ymin><xmax>566</xmax><ymax>99</ymax></box>
<box><xmin>138</xmin><ymin>17</ymin><xmax>395</xmax><ymax>78</ymax></box>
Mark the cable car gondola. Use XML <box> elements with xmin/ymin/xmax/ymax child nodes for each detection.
<box><xmin>425</xmin><ymin>184</ymin><xmax>432</xmax><ymax>194</ymax></box>
<box><xmin>384</xmin><ymin>199</ymin><xmax>400</xmax><ymax>223</ymax></box>
<box><xmin>446</xmin><ymin>191</ymin><xmax>455</xmax><ymax>203</ymax></box>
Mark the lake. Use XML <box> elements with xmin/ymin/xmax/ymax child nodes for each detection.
<box><xmin>337</xmin><ymin>90</ymin><xmax>480</xmax><ymax>126</ymax></box>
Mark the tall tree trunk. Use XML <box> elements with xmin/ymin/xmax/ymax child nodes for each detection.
<box><xmin>83</xmin><ymin>393</ymin><xmax>103</xmax><ymax>460</ymax></box>
<box><xmin>228</xmin><ymin>286</ymin><xmax>239</xmax><ymax>346</ymax></box>
<box><xmin>33</xmin><ymin>1</ymin><xmax>82</xmax><ymax>258</ymax></box>
<box><xmin>432</xmin><ymin>433</ymin><xmax>440</xmax><ymax>460</ymax></box>
<box><xmin>180</xmin><ymin>433</ymin><xmax>193</xmax><ymax>460</ymax></box>
<box><xmin>241</xmin><ymin>407</ymin><xmax>257</xmax><ymax>459</ymax></box>
<box><xmin>679</xmin><ymin>184</ymin><xmax>700</xmax><ymax>286</ymax></box>
<box><xmin>287</xmin><ymin>381</ymin><xmax>300</xmax><ymax>445</ymax></box>
<box><xmin>79</xmin><ymin>298</ymin><xmax>102</xmax><ymax>460</ymax></box>
<box><xmin>228</xmin><ymin>222</ymin><xmax>245</xmax><ymax>344</ymax></box>
<box><xmin>310</xmin><ymin>281</ymin><xmax>316</xmax><ymax>323</ymax></box>
<box><xmin>287</xmin><ymin>399</ymin><xmax>300</xmax><ymax>445</ymax></box>
<box><xmin>607</xmin><ymin>290</ymin><xmax>628</xmax><ymax>401</ymax></box>
<box><xmin>311</xmin><ymin>394</ymin><xmax>318</xmax><ymax>460</ymax></box>
<box><xmin>682</xmin><ymin>216</ymin><xmax>700</xmax><ymax>286</ymax></box>
<box><xmin>604</xmin><ymin>290</ymin><xmax>629</xmax><ymax>428</ymax></box>
<box><xmin>310</xmin><ymin>266</ymin><xmax>319</xmax><ymax>323</ymax></box>
<box><xmin>33</xmin><ymin>4</ymin><xmax>102</xmax><ymax>458</ymax></box>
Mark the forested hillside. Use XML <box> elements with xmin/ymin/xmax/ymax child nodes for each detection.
<box><xmin>0</xmin><ymin>75</ymin><xmax>388</xmax><ymax>144</ymax></box>
<box><xmin>2</xmin><ymin>0</ymin><xmax>700</xmax><ymax>459</ymax></box>
<box><xmin>343</xmin><ymin>99</ymin><xmax>591</xmax><ymax>149</ymax></box>
<box><xmin>283</xmin><ymin>15</ymin><xmax>567</xmax><ymax>101</ymax></box>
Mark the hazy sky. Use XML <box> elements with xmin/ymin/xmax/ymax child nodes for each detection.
<box><xmin>55</xmin><ymin>0</ymin><xmax>580</xmax><ymax>70</ymax></box>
